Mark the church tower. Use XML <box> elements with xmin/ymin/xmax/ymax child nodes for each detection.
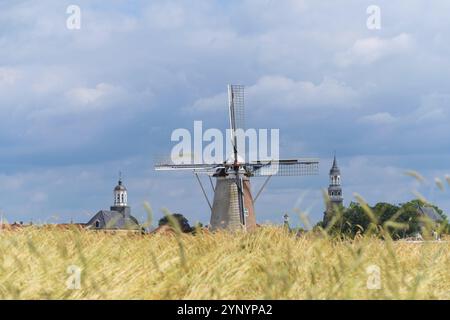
<box><xmin>113</xmin><ymin>178</ymin><xmax>127</xmax><ymax>206</ymax></box>
<box><xmin>328</xmin><ymin>155</ymin><xmax>343</xmax><ymax>207</ymax></box>
<box><xmin>324</xmin><ymin>154</ymin><xmax>343</xmax><ymax>225</ymax></box>
<box><xmin>110</xmin><ymin>174</ymin><xmax>131</xmax><ymax>217</ymax></box>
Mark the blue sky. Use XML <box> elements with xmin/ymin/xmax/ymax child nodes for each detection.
<box><xmin>1</xmin><ymin>0</ymin><xmax>450</xmax><ymax>227</ymax></box>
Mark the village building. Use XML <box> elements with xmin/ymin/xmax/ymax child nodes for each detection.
<box><xmin>323</xmin><ymin>154</ymin><xmax>343</xmax><ymax>226</ymax></box>
<box><xmin>86</xmin><ymin>177</ymin><xmax>141</xmax><ymax>231</ymax></box>
<box><xmin>416</xmin><ymin>205</ymin><xmax>443</xmax><ymax>240</ymax></box>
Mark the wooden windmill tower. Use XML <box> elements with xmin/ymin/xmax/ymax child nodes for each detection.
<box><xmin>155</xmin><ymin>85</ymin><xmax>319</xmax><ymax>231</ymax></box>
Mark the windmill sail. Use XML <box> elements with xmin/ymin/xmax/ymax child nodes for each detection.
<box><xmin>227</xmin><ymin>85</ymin><xmax>246</xmax><ymax>226</ymax></box>
<box><xmin>155</xmin><ymin>162</ymin><xmax>224</xmax><ymax>174</ymax></box>
<box><xmin>248</xmin><ymin>159</ymin><xmax>319</xmax><ymax>177</ymax></box>
<box><xmin>228</xmin><ymin>85</ymin><xmax>245</xmax><ymax>163</ymax></box>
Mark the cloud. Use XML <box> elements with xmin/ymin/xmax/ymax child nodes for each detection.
<box><xmin>249</xmin><ymin>76</ymin><xmax>359</xmax><ymax>110</ymax></box>
<box><xmin>190</xmin><ymin>75</ymin><xmax>359</xmax><ymax>112</ymax></box>
<box><xmin>144</xmin><ymin>2</ymin><xmax>185</xmax><ymax>30</ymax></box>
<box><xmin>365</xmin><ymin>93</ymin><xmax>450</xmax><ymax>127</ymax></box>
<box><xmin>0</xmin><ymin>67</ymin><xmax>20</xmax><ymax>86</ymax></box>
<box><xmin>341</xmin><ymin>156</ymin><xmax>412</xmax><ymax>205</ymax></box>
<box><xmin>30</xmin><ymin>191</ymin><xmax>48</xmax><ymax>203</ymax></box>
<box><xmin>413</xmin><ymin>93</ymin><xmax>450</xmax><ymax>123</ymax></box>
<box><xmin>1</xmin><ymin>1</ymin><xmax>450</xmax><ymax>224</ymax></box>
<box><xmin>66</xmin><ymin>83</ymin><xmax>119</xmax><ymax>106</ymax></box>
<box><xmin>336</xmin><ymin>33</ymin><xmax>414</xmax><ymax>67</ymax></box>
<box><xmin>190</xmin><ymin>91</ymin><xmax>227</xmax><ymax>113</ymax></box>
<box><xmin>358</xmin><ymin>112</ymin><xmax>397</xmax><ymax>125</ymax></box>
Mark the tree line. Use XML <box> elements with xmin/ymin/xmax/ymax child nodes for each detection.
<box><xmin>316</xmin><ymin>199</ymin><xmax>449</xmax><ymax>239</ymax></box>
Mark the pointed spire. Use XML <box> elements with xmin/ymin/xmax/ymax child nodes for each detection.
<box><xmin>331</xmin><ymin>151</ymin><xmax>339</xmax><ymax>170</ymax></box>
<box><xmin>330</xmin><ymin>151</ymin><xmax>340</xmax><ymax>175</ymax></box>
<box><xmin>332</xmin><ymin>151</ymin><xmax>337</xmax><ymax>168</ymax></box>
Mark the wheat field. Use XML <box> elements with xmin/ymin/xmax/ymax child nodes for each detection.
<box><xmin>0</xmin><ymin>226</ymin><xmax>449</xmax><ymax>300</ymax></box>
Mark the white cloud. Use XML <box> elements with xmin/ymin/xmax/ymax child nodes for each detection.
<box><xmin>413</xmin><ymin>93</ymin><xmax>450</xmax><ymax>123</ymax></box>
<box><xmin>1</xmin><ymin>1</ymin><xmax>450</xmax><ymax>223</ymax></box>
<box><xmin>249</xmin><ymin>76</ymin><xmax>359</xmax><ymax>109</ymax></box>
<box><xmin>189</xmin><ymin>75</ymin><xmax>359</xmax><ymax>112</ymax></box>
<box><xmin>377</xmin><ymin>93</ymin><xmax>450</xmax><ymax>126</ymax></box>
<box><xmin>336</xmin><ymin>33</ymin><xmax>414</xmax><ymax>67</ymax></box>
<box><xmin>342</xmin><ymin>155</ymin><xmax>450</xmax><ymax>213</ymax></box>
<box><xmin>144</xmin><ymin>2</ymin><xmax>185</xmax><ymax>30</ymax></box>
<box><xmin>19</xmin><ymin>82</ymin><xmax>129</xmax><ymax>118</ymax></box>
<box><xmin>342</xmin><ymin>156</ymin><xmax>412</xmax><ymax>205</ymax></box>
<box><xmin>30</xmin><ymin>191</ymin><xmax>48</xmax><ymax>203</ymax></box>
<box><xmin>358</xmin><ymin>112</ymin><xmax>397</xmax><ymax>125</ymax></box>
<box><xmin>66</xmin><ymin>83</ymin><xmax>119</xmax><ymax>106</ymax></box>
<box><xmin>0</xmin><ymin>67</ymin><xmax>20</xmax><ymax>86</ymax></box>
<box><xmin>31</xmin><ymin>67</ymin><xmax>71</xmax><ymax>94</ymax></box>
<box><xmin>190</xmin><ymin>92</ymin><xmax>227</xmax><ymax>112</ymax></box>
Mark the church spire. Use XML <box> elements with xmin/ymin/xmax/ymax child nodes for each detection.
<box><xmin>323</xmin><ymin>153</ymin><xmax>344</xmax><ymax>227</ymax></box>
<box><xmin>332</xmin><ymin>151</ymin><xmax>337</xmax><ymax>169</ymax></box>
<box><xmin>328</xmin><ymin>153</ymin><xmax>343</xmax><ymax>204</ymax></box>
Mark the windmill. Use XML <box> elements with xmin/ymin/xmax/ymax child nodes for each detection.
<box><xmin>155</xmin><ymin>85</ymin><xmax>319</xmax><ymax>231</ymax></box>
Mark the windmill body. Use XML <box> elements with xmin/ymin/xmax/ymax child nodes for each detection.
<box><xmin>210</xmin><ymin>171</ymin><xmax>256</xmax><ymax>231</ymax></box>
<box><xmin>155</xmin><ymin>85</ymin><xmax>319</xmax><ymax>231</ymax></box>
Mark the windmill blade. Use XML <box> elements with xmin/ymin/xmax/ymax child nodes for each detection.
<box><xmin>247</xmin><ymin>159</ymin><xmax>319</xmax><ymax>177</ymax></box>
<box><xmin>155</xmin><ymin>162</ymin><xmax>225</xmax><ymax>174</ymax></box>
<box><xmin>228</xmin><ymin>84</ymin><xmax>245</xmax><ymax>163</ymax></box>
<box><xmin>228</xmin><ymin>84</ymin><xmax>245</xmax><ymax>133</ymax></box>
<box><xmin>154</xmin><ymin>155</ymin><xmax>225</xmax><ymax>173</ymax></box>
<box><xmin>234</xmin><ymin>175</ymin><xmax>246</xmax><ymax>226</ymax></box>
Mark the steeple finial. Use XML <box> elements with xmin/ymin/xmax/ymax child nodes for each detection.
<box><xmin>332</xmin><ymin>151</ymin><xmax>337</xmax><ymax>168</ymax></box>
<box><xmin>118</xmin><ymin>171</ymin><xmax>122</xmax><ymax>184</ymax></box>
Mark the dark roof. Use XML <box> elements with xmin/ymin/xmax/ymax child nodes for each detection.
<box><xmin>418</xmin><ymin>206</ymin><xmax>443</xmax><ymax>222</ymax></box>
<box><xmin>87</xmin><ymin>210</ymin><xmax>140</xmax><ymax>230</ymax></box>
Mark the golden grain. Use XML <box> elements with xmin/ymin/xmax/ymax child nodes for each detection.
<box><xmin>0</xmin><ymin>227</ymin><xmax>449</xmax><ymax>299</ymax></box>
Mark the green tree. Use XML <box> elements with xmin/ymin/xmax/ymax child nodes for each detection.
<box><xmin>321</xmin><ymin>200</ymin><xmax>448</xmax><ymax>239</ymax></box>
<box><xmin>394</xmin><ymin>201</ymin><xmax>423</xmax><ymax>237</ymax></box>
<box><xmin>373</xmin><ymin>202</ymin><xmax>400</xmax><ymax>224</ymax></box>
<box><xmin>341</xmin><ymin>202</ymin><xmax>370</xmax><ymax>236</ymax></box>
<box><xmin>158</xmin><ymin>213</ymin><xmax>193</xmax><ymax>233</ymax></box>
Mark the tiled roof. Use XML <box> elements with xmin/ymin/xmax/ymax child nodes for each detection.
<box><xmin>87</xmin><ymin>210</ymin><xmax>140</xmax><ymax>230</ymax></box>
<box><xmin>418</xmin><ymin>206</ymin><xmax>443</xmax><ymax>222</ymax></box>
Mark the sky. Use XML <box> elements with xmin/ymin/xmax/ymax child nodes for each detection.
<box><xmin>1</xmin><ymin>0</ymin><xmax>450</xmax><ymax>227</ymax></box>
